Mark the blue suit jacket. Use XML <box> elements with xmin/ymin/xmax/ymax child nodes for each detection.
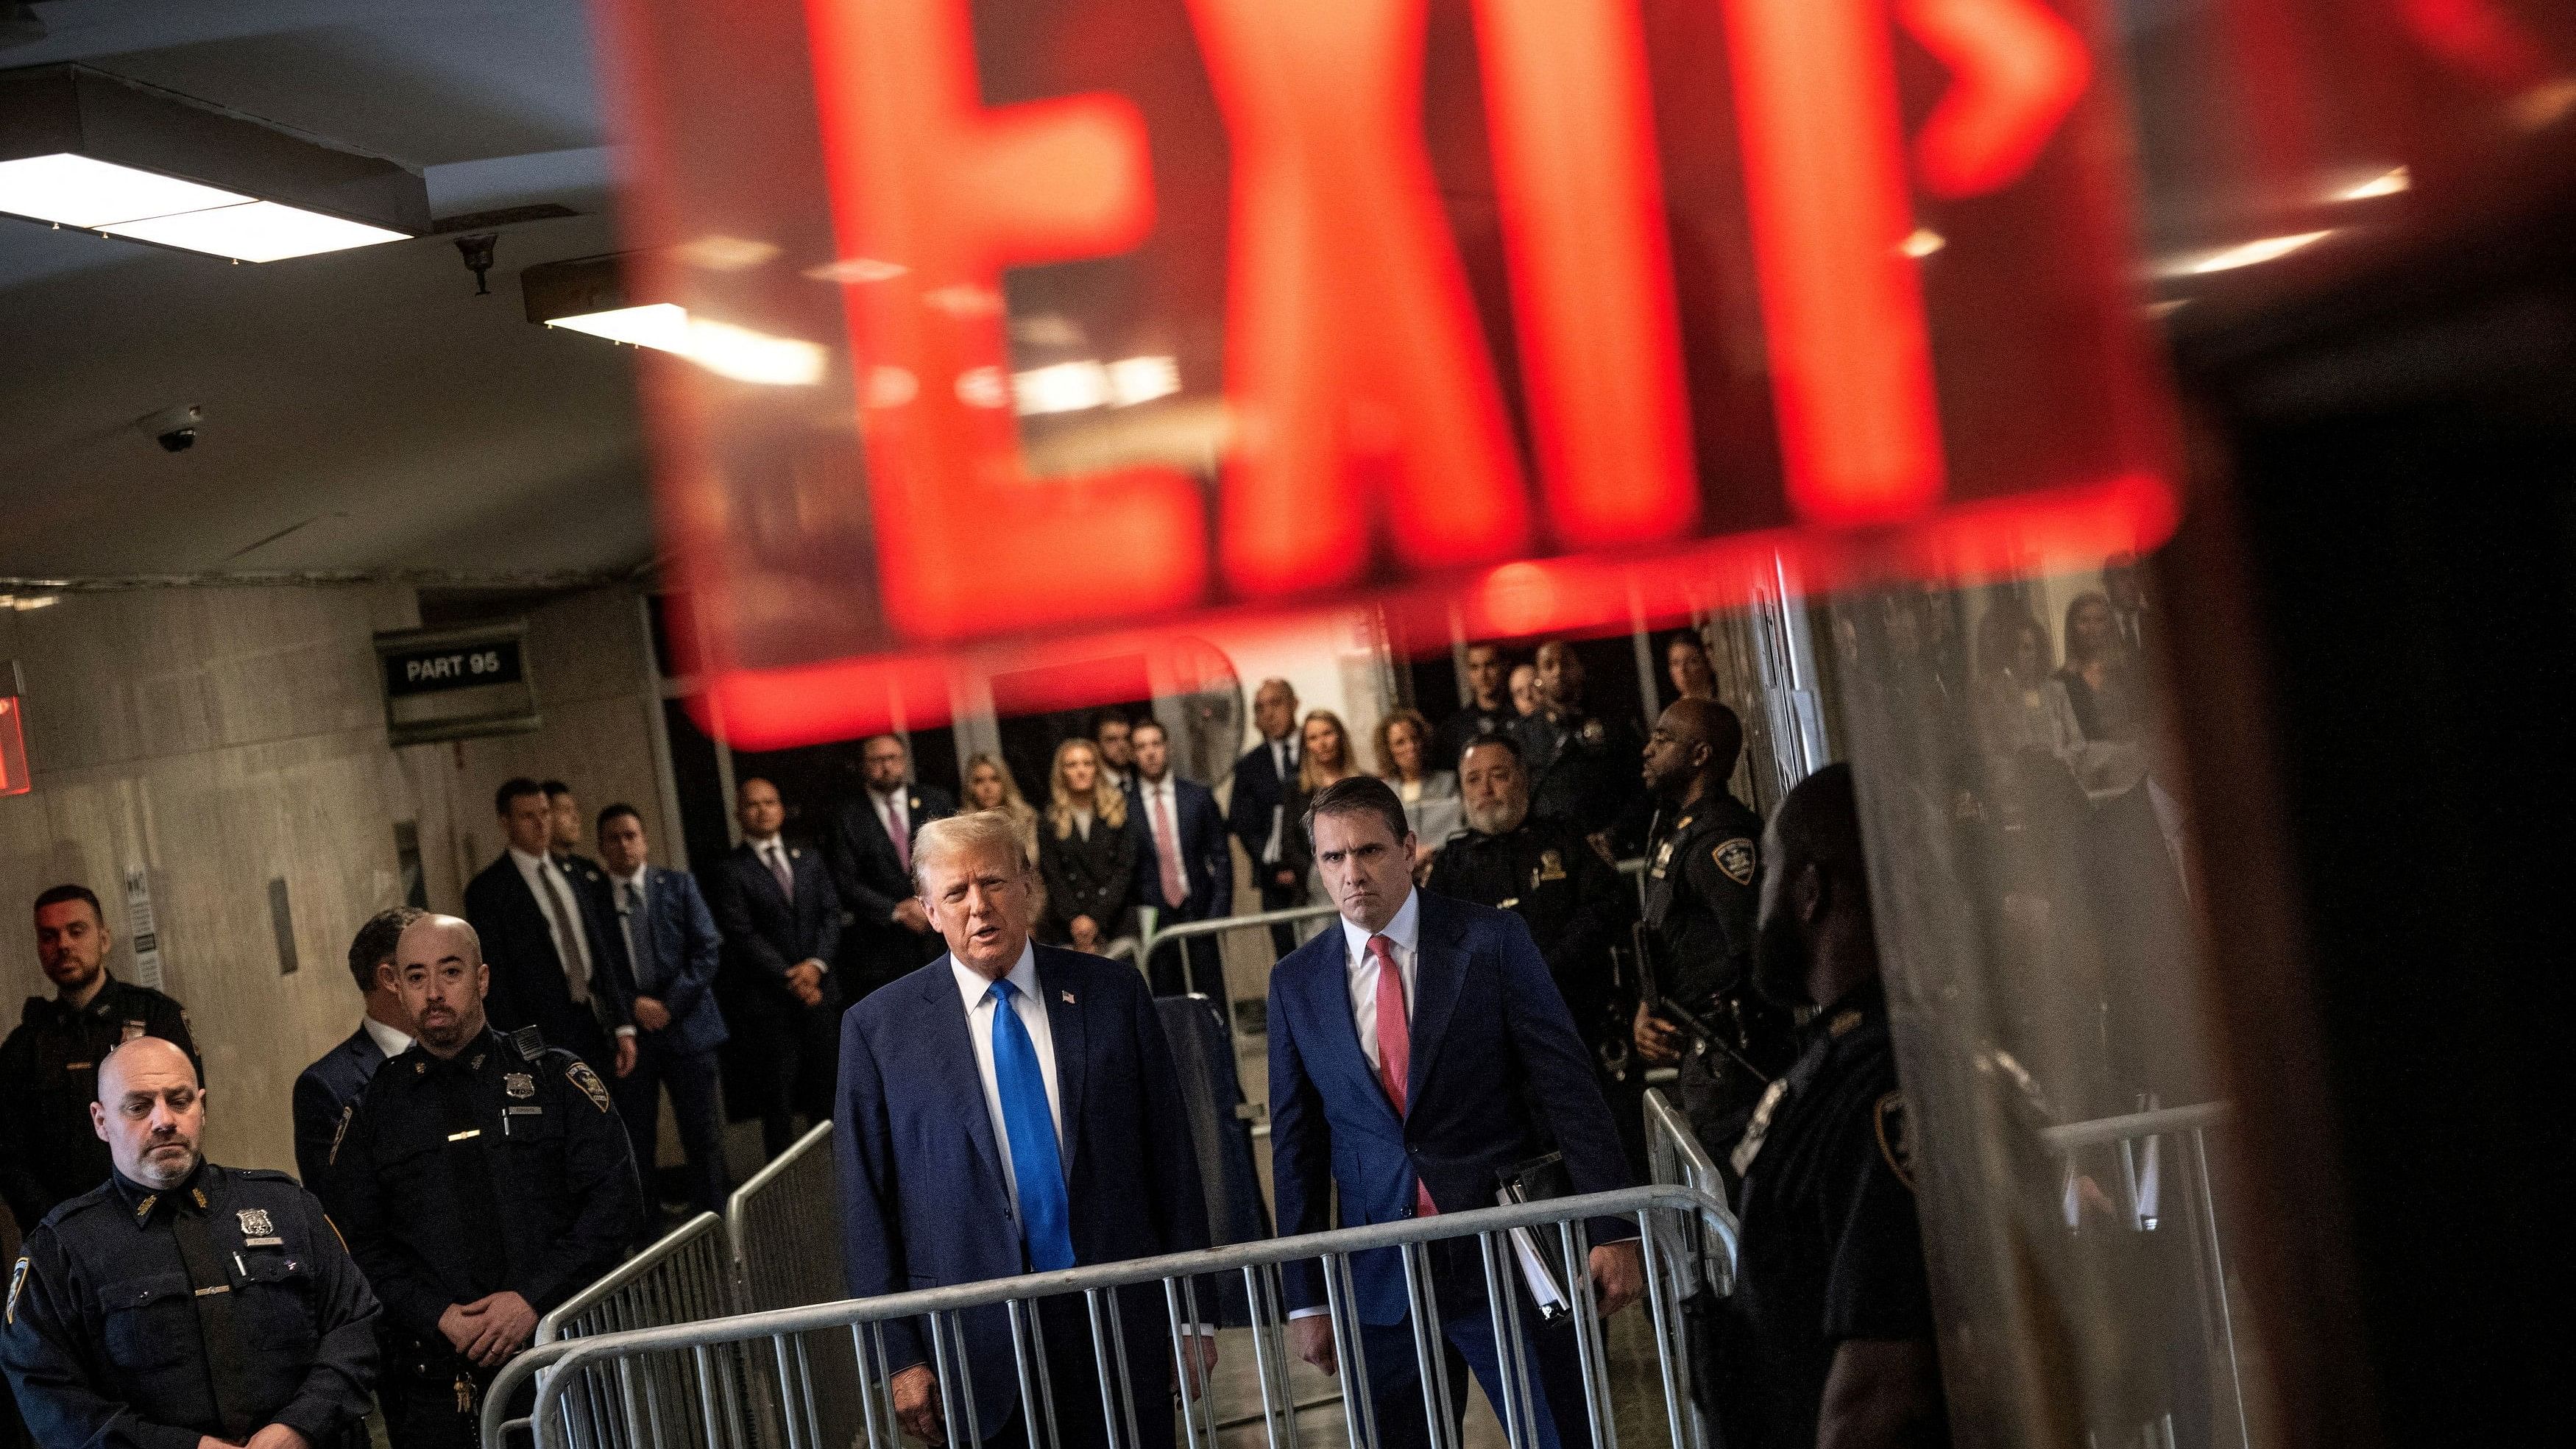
<box><xmin>611</xmin><ymin>865</ymin><xmax>730</xmax><ymax>1056</ymax></box>
<box><xmin>1132</xmin><ymin>776</ymin><xmax>1234</xmax><ymax>922</ymax></box>
<box><xmin>291</xmin><ymin>1026</ymin><xmax>389</xmax><ymax>1189</ymax></box>
<box><xmin>1267</xmin><ymin>890</ymin><xmax>1634</xmax><ymax>1325</ymax></box>
<box><xmin>833</xmin><ymin>946</ymin><xmax>1212</xmax><ymax>1430</ymax></box>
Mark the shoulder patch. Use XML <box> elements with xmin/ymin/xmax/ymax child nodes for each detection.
<box><xmin>1873</xmin><ymin>1091</ymin><xmax>1917</xmax><ymax>1192</ymax></box>
<box><xmin>7</xmin><ymin>1255</ymin><xmax>24</xmax><ymax>1325</ymax></box>
<box><xmin>1713</xmin><ymin>837</ymin><xmax>1757</xmax><ymax>886</ymax></box>
<box><xmin>565</xmin><ymin>1059</ymin><xmax>613</xmax><ymax>1113</ymax></box>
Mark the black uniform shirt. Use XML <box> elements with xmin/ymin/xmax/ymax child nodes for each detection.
<box><xmin>1424</xmin><ymin>818</ymin><xmax>1633</xmax><ymax>1046</ymax></box>
<box><xmin>1431</xmin><ymin>703</ymin><xmax>1519</xmax><ymax>773</ymax></box>
<box><xmin>325</xmin><ymin>1027</ymin><xmax>641</xmax><ymax>1350</ymax></box>
<box><xmin>1716</xmin><ymin>983</ymin><xmax>1941</xmax><ymax>1449</ymax></box>
<box><xmin>0</xmin><ymin>977</ymin><xmax>199</xmax><ymax>1232</ymax></box>
<box><xmin>1639</xmin><ymin>793</ymin><xmax>1765</xmax><ymax>1009</ymax></box>
<box><xmin>0</xmin><ymin>1163</ymin><xmax>379</xmax><ymax>1449</ymax></box>
<box><xmin>1514</xmin><ymin>708</ymin><xmax>1645</xmax><ymax>839</ymax></box>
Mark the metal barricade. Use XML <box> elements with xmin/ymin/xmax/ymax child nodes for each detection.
<box><xmin>485</xmin><ymin>1183</ymin><xmax>1734</xmax><ymax>1449</ymax></box>
<box><xmin>530</xmin><ymin>1213</ymin><xmax>752</xmax><ymax>1449</ymax></box>
<box><xmin>726</xmin><ymin>1120</ymin><xmax>861</xmax><ymax>1449</ymax></box>
<box><xmin>2037</xmin><ymin>1101</ymin><xmax>2249</xmax><ymax>1449</ymax></box>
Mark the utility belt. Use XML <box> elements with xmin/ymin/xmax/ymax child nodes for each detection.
<box><xmin>1633</xmin><ymin>923</ymin><xmax>1777</xmax><ymax>1087</ymax></box>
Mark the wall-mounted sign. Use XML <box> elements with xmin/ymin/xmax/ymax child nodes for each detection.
<box><xmin>373</xmin><ymin>622</ymin><xmax>539</xmax><ymax>745</ymax></box>
<box><xmin>0</xmin><ymin>660</ymin><xmax>26</xmax><ymax>797</ymax></box>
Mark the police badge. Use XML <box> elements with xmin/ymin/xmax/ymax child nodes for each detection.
<box><xmin>504</xmin><ymin>1071</ymin><xmax>537</xmax><ymax>1099</ymax></box>
<box><xmin>566</xmin><ymin>1060</ymin><xmax>613</xmax><ymax>1113</ymax></box>
<box><xmin>237</xmin><ymin>1208</ymin><xmax>275</xmax><ymax>1238</ymax></box>
<box><xmin>1535</xmin><ymin>849</ymin><xmax>1567</xmax><ymax>884</ymax></box>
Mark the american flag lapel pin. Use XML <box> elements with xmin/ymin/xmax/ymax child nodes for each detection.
<box><xmin>1061</xmin><ymin>991</ymin><xmax>1076</xmax><ymax>1005</ymax></box>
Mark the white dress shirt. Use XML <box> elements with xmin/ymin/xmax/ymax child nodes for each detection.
<box><xmin>953</xmin><ymin>942</ymin><xmax>1065</xmax><ymax>1216</ymax></box>
<box><xmin>509</xmin><ymin>846</ymin><xmax>595</xmax><ymax>982</ymax></box>
<box><xmin>1262</xmin><ymin>736</ymin><xmax>1298</xmax><ymax>864</ymax></box>
<box><xmin>1337</xmin><ymin>887</ymin><xmax>1422</xmax><ymax>1074</ymax></box>
<box><xmin>361</xmin><ymin>1014</ymin><xmax>413</xmax><ymax>1060</ymax></box>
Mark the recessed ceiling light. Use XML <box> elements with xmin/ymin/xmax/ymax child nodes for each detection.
<box><xmin>2155</xmin><ymin>230</ymin><xmax>2335</xmax><ymax>278</ymax></box>
<box><xmin>99</xmin><ymin>199</ymin><xmax>409</xmax><ymax>263</ymax></box>
<box><xmin>0</xmin><ymin>153</ymin><xmax>250</xmax><ymax>227</ymax></box>
<box><xmin>0</xmin><ymin>66</ymin><xmax>425</xmax><ymax>261</ymax></box>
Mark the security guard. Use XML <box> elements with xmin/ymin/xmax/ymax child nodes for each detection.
<box><xmin>1</xmin><ymin>1036</ymin><xmax>380</xmax><ymax>1449</ymax></box>
<box><xmin>1630</xmin><ymin>699</ymin><xmax>1795</xmax><ymax>1175</ymax></box>
<box><xmin>326</xmin><ymin>913</ymin><xmax>642</xmax><ymax>1449</ymax></box>
<box><xmin>0</xmin><ymin>884</ymin><xmax>200</xmax><ymax>1234</ymax></box>
<box><xmin>1424</xmin><ymin>734</ymin><xmax>1645</xmax><ymax>1166</ymax></box>
<box><xmin>1513</xmin><ymin>641</ymin><xmax>1646</xmax><ymax>845</ymax></box>
<box><xmin>1715</xmin><ymin>765</ymin><xmax>1945</xmax><ymax>1449</ymax></box>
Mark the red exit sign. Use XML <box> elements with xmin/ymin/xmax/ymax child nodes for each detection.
<box><xmin>595</xmin><ymin>0</ymin><xmax>2176</xmax><ymax>745</ymax></box>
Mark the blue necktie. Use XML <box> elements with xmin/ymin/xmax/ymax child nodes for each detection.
<box><xmin>988</xmin><ymin>979</ymin><xmax>1075</xmax><ymax>1272</ymax></box>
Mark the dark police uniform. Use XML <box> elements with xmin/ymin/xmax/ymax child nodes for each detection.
<box><xmin>326</xmin><ymin>1026</ymin><xmax>643</xmax><ymax>1448</ymax></box>
<box><xmin>1431</xmin><ymin>701</ymin><xmax>1518</xmax><ymax>773</ymax></box>
<box><xmin>1</xmin><ymin>1163</ymin><xmax>379</xmax><ymax>1449</ymax></box>
<box><xmin>1514</xmin><ymin>707</ymin><xmax>1645</xmax><ymax>842</ymax></box>
<box><xmin>1713</xmin><ymin>983</ymin><xmax>1942</xmax><ymax>1449</ymax></box>
<box><xmin>0</xmin><ymin>976</ymin><xmax>199</xmax><ymax>1233</ymax></box>
<box><xmin>1638</xmin><ymin>793</ymin><xmax>1795</xmax><ymax>1170</ymax></box>
<box><xmin>1426</xmin><ymin>815</ymin><xmax>1646</xmax><ymax>1169</ymax></box>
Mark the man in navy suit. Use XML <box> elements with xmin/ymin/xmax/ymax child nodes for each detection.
<box><xmin>1130</xmin><ymin>718</ymin><xmax>1232</xmax><ymax>996</ymax></box>
<box><xmin>826</xmin><ymin>734</ymin><xmax>958</xmax><ymax>1000</ymax></box>
<box><xmin>1268</xmin><ymin>777</ymin><xmax>1644</xmax><ymax>1449</ymax></box>
<box><xmin>834</xmin><ymin>809</ymin><xmax>1215</xmax><ymax>1449</ymax></box>
<box><xmin>1225</xmin><ymin>679</ymin><xmax>1306</xmax><ymax>957</ymax></box>
<box><xmin>463</xmin><ymin>778</ymin><xmax>638</xmax><ymax>1083</ymax></box>
<box><xmin>291</xmin><ymin>904</ymin><xmax>421</xmax><ymax>1188</ymax></box>
<box><xmin>597</xmin><ymin>803</ymin><xmax>732</xmax><ymax>1217</ymax></box>
<box><xmin>713</xmin><ymin>777</ymin><xmax>846</xmax><ymax>1158</ymax></box>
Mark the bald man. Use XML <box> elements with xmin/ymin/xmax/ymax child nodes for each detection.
<box><xmin>325</xmin><ymin>915</ymin><xmax>641</xmax><ymax>1448</ymax></box>
<box><xmin>1</xmin><ymin>1037</ymin><xmax>381</xmax><ymax>1449</ymax></box>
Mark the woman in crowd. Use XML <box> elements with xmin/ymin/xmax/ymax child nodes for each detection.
<box><xmin>1038</xmin><ymin>737</ymin><xmax>1136</xmax><ymax>952</ymax></box>
<box><xmin>2059</xmin><ymin>592</ymin><xmax>2143</xmax><ymax>743</ymax></box>
<box><xmin>1373</xmin><ymin>707</ymin><xmax>1462</xmax><ymax>846</ymax></box>
<box><xmin>964</xmin><ymin>751</ymin><xmax>1047</xmax><ymax>923</ymax></box>
<box><xmin>1973</xmin><ymin>606</ymin><xmax>2081</xmax><ymax>763</ymax></box>
<box><xmin>1287</xmin><ymin>710</ymin><xmax>1361</xmax><ymax>929</ymax></box>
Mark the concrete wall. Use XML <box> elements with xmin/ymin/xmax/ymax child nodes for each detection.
<box><xmin>0</xmin><ymin>582</ymin><xmax>670</xmax><ymax>1183</ymax></box>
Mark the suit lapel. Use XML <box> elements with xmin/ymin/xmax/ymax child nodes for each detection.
<box><xmin>742</xmin><ymin>845</ymin><xmax>793</xmax><ymax>910</ymax></box>
<box><xmin>1405</xmin><ymin>895</ymin><xmax>1465</xmax><ymax>1107</ymax></box>
<box><xmin>1295</xmin><ymin>935</ymin><xmax>1401</xmax><ymax>1130</ymax></box>
<box><xmin>1035</xmin><ymin>950</ymin><xmax>1086</xmax><ymax>1175</ymax></box>
<box><xmin>921</xmin><ymin>966</ymin><xmax>1007</xmax><ymax>1188</ymax></box>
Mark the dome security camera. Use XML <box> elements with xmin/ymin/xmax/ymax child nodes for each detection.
<box><xmin>137</xmin><ymin>404</ymin><xmax>204</xmax><ymax>453</ymax></box>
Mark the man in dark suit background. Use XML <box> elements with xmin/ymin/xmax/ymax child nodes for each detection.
<box><xmin>1131</xmin><ymin>718</ymin><xmax>1232</xmax><ymax>996</ymax></box>
<box><xmin>291</xmin><ymin>904</ymin><xmax>421</xmax><ymax>1188</ymax></box>
<box><xmin>1268</xmin><ymin>777</ymin><xmax>1643</xmax><ymax>1449</ymax></box>
<box><xmin>826</xmin><ymin>734</ymin><xmax>955</xmax><ymax>1001</ymax></box>
<box><xmin>715</xmin><ymin>776</ymin><xmax>846</xmax><ymax>1158</ymax></box>
<box><xmin>462</xmin><ymin>777</ymin><xmax>637</xmax><ymax>1083</ymax></box>
<box><xmin>598</xmin><ymin>803</ymin><xmax>732</xmax><ymax>1218</ymax></box>
<box><xmin>834</xmin><ymin>809</ymin><xmax>1214</xmax><ymax>1449</ymax></box>
<box><xmin>1225</xmin><ymin>677</ymin><xmax>1305</xmax><ymax>956</ymax></box>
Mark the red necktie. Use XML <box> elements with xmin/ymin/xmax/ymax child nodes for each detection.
<box><xmin>1152</xmin><ymin>788</ymin><xmax>1187</xmax><ymax>904</ymax></box>
<box><xmin>1369</xmin><ymin>935</ymin><xmax>1436</xmax><ymax>1216</ymax></box>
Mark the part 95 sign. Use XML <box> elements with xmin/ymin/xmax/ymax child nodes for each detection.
<box><xmin>373</xmin><ymin>622</ymin><xmax>539</xmax><ymax>745</ymax></box>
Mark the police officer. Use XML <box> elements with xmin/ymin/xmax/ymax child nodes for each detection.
<box><xmin>1715</xmin><ymin>764</ymin><xmax>1945</xmax><ymax>1449</ymax></box>
<box><xmin>0</xmin><ymin>884</ymin><xmax>200</xmax><ymax>1234</ymax></box>
<box><xmin>326</xmin><ymin>913</ymin><xmax>643</xmax><ymax>1449</ymax></box>
<box><xmin>1630</xmin><ymin>698</ymin><xmax>1794</xmax><ymax>1175</ymax></box>
<box><xmin>1424</xmin><ymin>734</ymin><xmax>1646</xmax><ymax>1167</ymax></box>
<box><xmin>1512</xmin><ymin>641</ymin><xmax>1646</xmax><ymax>847</ymax></box>
<box><xmin>1</xmin><ymin>1036</ymin><xmax>381</xmax><ymax>1449</ymax></box>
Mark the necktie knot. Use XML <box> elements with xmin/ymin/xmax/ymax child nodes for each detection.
<box><xmin>1367</xmin><ymin>933</ymin><xmax>1397</xmax><ymax>968</ymax></box>
<box><xmin>988</xmin><ymin>977</ymin><xmax>1018</xmax><ymax>1005</ymax></box>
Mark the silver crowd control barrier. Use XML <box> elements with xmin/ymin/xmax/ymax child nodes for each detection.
<box><xmin>531</xmin><ymin>1213</ymin><xmax>752</xmax><ymax>1449</ymax></box>
<box><xmin>485</xmin><ymin>1183</ymin><xmax>1734</xmax><ymax>1449</ymax></box>
<box><xmin>727</xmin><ymin>1120</ymin><xmax>864</xmax><ymax>1449</ymax></box>
<box><xmin>2037</xmin><ymin>1101</ymin><xmax>2249</xmax><ymax>1449</ymax></box>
